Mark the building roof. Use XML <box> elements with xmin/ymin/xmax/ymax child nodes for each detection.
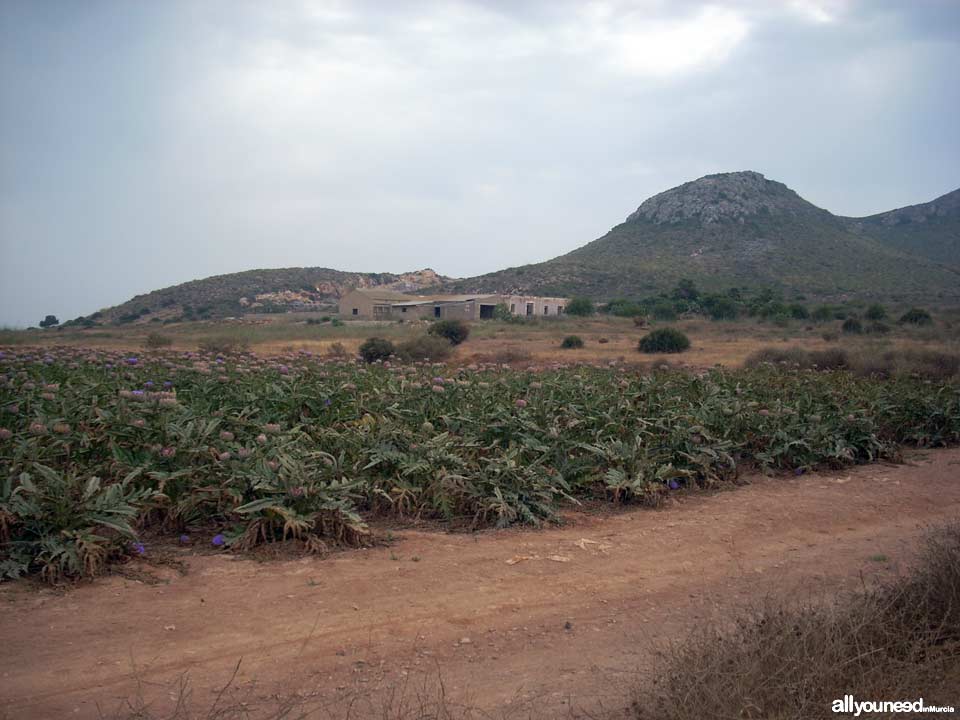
<box><xmin>345</xmin><ymin>288</ymin><xmax>425</xmax><ymax>302</ymax></box>
<box><xmin>345</xmin><ymin>289</ymin><xmax>568</xmax><ymax>305</ymax></box>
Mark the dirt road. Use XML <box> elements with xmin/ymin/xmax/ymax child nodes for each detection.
<box><xmin>3</xmin><ymin>449</ymin><xmax>959</xmax><ymax>719</ymax></box>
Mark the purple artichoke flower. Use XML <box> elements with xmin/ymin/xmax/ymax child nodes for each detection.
<box><xmin>212</xmin><ymin>534</ymin><xmax>225</xmax><ymax>547</ymax></box>
<box><xmin>668</xmin><ymin>480</ymin><xmax>680</xmax><ymax>490</ymax></box>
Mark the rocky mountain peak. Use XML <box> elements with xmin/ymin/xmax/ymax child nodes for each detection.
<box><xmin>626</xmin><ymin>170</ymin><xmax>823</xmax><ymax>225</ymax></box>
<box><xmin>871</xmin><ymin>187</ymin><xmax>960</xmax><ymax>226</ymax></box>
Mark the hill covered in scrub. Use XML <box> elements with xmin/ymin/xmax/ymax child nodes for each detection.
<box><xmin>442</xmin><ymin>171</ymin><xmax>960</xmax><ymax>301</ymax></box>
<box><xmin>80</xmin><ymin>171</ymin><xmax>959</xmax><ymax>326</ymax></box>
<box><xmin>842</xmin><ymin>187</ymin><xmax>960</xmax><ymax>270</ymax></box>
<box><xmin>78</xmin><ymin>268</ymin><xmax>449</xmax><ymax>326</ymax></box>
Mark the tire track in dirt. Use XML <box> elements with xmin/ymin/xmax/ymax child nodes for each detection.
<box><xmin>2</xmin><ymin>449</ymin><xmax>959</xmax><ymax>719</ymax></box>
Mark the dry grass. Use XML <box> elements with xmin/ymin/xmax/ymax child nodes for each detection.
<box><xmin>632</xmin><ymin>523</ymin><xmax>960</xmax><ymax>720</ymax></box>
<box><xmin>5</xmin><ymin>312</ymin><xmax>959</xmax><ymax>372</ymax></box>
<box><xmin>97</xmin><ymin>663</ymin><xmax>555</xmax><ymax>720</ymax></box>
<box><xmin>745</xmin><ymin>345</ymin><xmax>960</xmax><ymax>379</ymax></box>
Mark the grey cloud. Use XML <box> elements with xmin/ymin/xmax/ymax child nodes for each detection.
<box><xmin>1</xmin><ymin>0</ymin><xmax>958</xmax><ymax>326</ymax></box>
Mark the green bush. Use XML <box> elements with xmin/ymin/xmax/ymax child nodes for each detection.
<box><xmin>359</xmin><ymin>337</ymin><xmax>395</xmax><ymax>363</ymax></box>
<box><xmin>605</xmin><ymin>299</ymin><xmax>645</xmax><ymax>317</ymax></box>
<box><xmin>787</xmin><ymin>304</ymin><xmax>809</xmax><ymax>320</ymax></box>
<box><xmin>492</xmin><ymin>303</ymin><xmax>512</xmax><ymax>321</ymax></box>
<box><xmin>428</xmin><ymin>319</ymin><xmax>470</xmax><ymax>345</ymax></box>
<box><xmin>565</xmin><ymin>297</ymin><xmax>595</xmax><ymax>317</ymax></box>
<box><xmin>560</xmin><ymin>335</ymin><xmax>584</xmax><ymax>349</ymax></box>
<box><xmin>900</xmin><ymin>308</ymin><xmax>933</xmax><ymax>326</ymax></box>
<box><xmin>650</xmin><ymin>300</ymin><xmax>678</xmax><ymax>321</ymax></box>
<box><xmin>811</xmin><ymin>306</ymin><xmax>834</xmax><ymax>322</ymax></box>
<box><xmin>842</xmin><ymin>317</ymin><xmax>863</xmax><ymax>334</ymax></box>
<box><xmin>638</xmin><ymin>327</ymin><xmax>691</xmax><ymax>354</ymax></box>
<box><xmin>865</xmin><ymin>304</ymin><xmax>887</xmax><ymax>321</ymax></box>
<box><xmin>395</xmin><ymin>335</ymin><xmax>453</xmax><ymax>362</ymax></box>
<box><xmin>705</xmin><ymin>297</ymin><xmax>738</xmax><ymax>321</ymax></box>
<box><xmin>868</xmin><ymin>321</ymin><xmax>891</xmax><ymax>335</ymax></box>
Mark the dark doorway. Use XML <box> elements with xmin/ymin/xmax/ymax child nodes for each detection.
<box><xmin>526</xmin><ymin>303</ymin><xmax>534</xmax><ymax>316</ymax></box>
<box><xmin>479</xmin><ymin>304</ymin><xmax>495</xmax><ymax>319</ymax></box>
<box><xmin>434</xmin><ymin>306</ymin><xmax>441</xmax><ymax>318</ymax></box>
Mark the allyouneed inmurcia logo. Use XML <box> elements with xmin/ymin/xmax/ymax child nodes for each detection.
<box><xmin>832</xmin><ymin>695</ymin><xmax>956</xmax><ymax>716</ymax></box>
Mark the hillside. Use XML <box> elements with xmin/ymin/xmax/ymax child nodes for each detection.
<box><xmin>85</xmin><ymin>172</ymin><xmax>959</xmax><ymax>325</ymax></box>
<box><xmin>842</xmin><ymin>188</ymin><xmax>960</xmax><ymax>269</ymax></box>
<box><xmin>83</xmin><ymin>268</ymin><xmax>449</xmax><ymax>325</ymax></box>
<box><xmin>442</xmin><ymin>172</ymin><xmax>960</xmax><ymax>301</ymax></box>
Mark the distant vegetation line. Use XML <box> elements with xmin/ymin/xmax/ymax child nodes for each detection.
<box><xmin>40</xmin><ymin>171</ymin><xmax>960</xmax><ymax>328</ymax></box>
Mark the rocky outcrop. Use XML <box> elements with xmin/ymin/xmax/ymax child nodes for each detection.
<box><xmin>626</xmin><ymin>171</ymin><xmax>827</xmax><ymax>225</ymax></box>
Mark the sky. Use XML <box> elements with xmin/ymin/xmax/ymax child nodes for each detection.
<box><xmin>1</xmin><ymin>1</ymin><xmax>958</xmax><ymax>327</ymax></box>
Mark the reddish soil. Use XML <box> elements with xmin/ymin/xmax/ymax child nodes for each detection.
<box><xmin>3</xmin><ymin>449</ymin><xmax>960</xmax><ymax>719</ymax></box>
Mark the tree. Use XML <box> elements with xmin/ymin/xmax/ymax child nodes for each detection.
<box><xmin>39</xmin><ymin>315</ymin><xmax>59</xmax><ymax>328</ymax></box>
<box><xmin>672</xmin><ymin>279</ymin><xmax>700</xmax><ymax>301</ymax></box>
<box><xmin>359</xmin><ymin>337</ymin><xmax>395</xmax><ymax>363</ymax></box>
<box><xmin>638</xmin><ymin>327</ymin><xmax>691</xmax><ymax>353</ymax></box>
<box><xmin>899</xmin><ymin>307</ymin><xmax>933</xmax><ymax>326</ymax></box>
<box><xmin>428</xmin><ymin>319</ymin><xmax>470</xmax><ymax>345</ymax></box>
<box><xmin>865</xmin><ymin>303</ymin><xmax>887</xmax><ymax>321</ymax></box>
<box><xmin>565</xmin><ymin>297</ymin><xmax>595</xmax><ymax>316</ymax></box>
<box><xmin>492</xmin><ymin>303</ymin><xmax>512</xmax><ymax>321</ymax></box>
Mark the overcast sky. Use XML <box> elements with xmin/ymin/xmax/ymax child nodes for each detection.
<box><xmin>1</xmin><ymin>0</ymin><xmax>958</xmax><ymax>326</ymax></box>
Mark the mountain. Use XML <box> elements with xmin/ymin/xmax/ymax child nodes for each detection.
<box><xmin>842</xmin><ymin>188</ymin><xmax>960</xmax><ymax>269</ymax></box>
<box><xmin>441</xmin><ymin>171</ymin><xmax>960</xmax><ymax>300</ymax></box>
<box><xmin>87</xmin><ymin>172</ymin><xmax>958</xmax><ymax>325</ymax></box>
<box><xmin>84</xmin><ymin>268</ymin><xmax>449</xmax><ymax>325</ymax></box>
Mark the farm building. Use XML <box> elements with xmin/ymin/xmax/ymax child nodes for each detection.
<box><xmin>338</xmin><ymin>289</ymin><xmax>569</xmax><ymax>320</ymax></box>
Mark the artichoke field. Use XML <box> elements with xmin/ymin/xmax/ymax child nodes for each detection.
<box><xmin>1</xmin><ymin>346</ymin><xmax>957</xmax><ymax>582</ymax></box>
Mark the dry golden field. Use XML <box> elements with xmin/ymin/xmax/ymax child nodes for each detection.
<box><xmin>4</xmin><ymin>309</ymin><xmax>959</xmax><ymax>370</ymax></box>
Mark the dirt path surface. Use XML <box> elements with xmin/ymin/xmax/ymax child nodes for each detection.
<box><xmin>3</xmin><ymin>449</ymin><xmax>960</xmax><ymax>719</ymax></box>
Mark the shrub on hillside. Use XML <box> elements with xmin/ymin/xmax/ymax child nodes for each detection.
<box><xmin>359</xmin><ymin>337</ymin><xmax>395</xmax><ymax>363</ymax></box>
<box><xmin>428</xmin><ymin>319</ymin><xmax>470</xmax><ymax>345</ymax></box>
<box><xmin>638</xmin><ymin>328</ymin><xmax>690</xmax><ymax>354</ymax></box>
<box><xmin>841</xmin><ymin>317</ymin><xmax>863</xmax><ymax>334</ymax></box>
<box><xmin>900</xmin><ymin>307</ymin><xmax>933</xmax><ymax>326</ymax></box>
<box><xmin>144</xmin><ymin>332</ymin><xmax>173</xmax><ymax>349</ymax></box>
<box><xmin>865</xmin><ymin>303</ymin><xmax>887</xmax><ymax>321</ymax></box>
<box><xmin>706</xmin><ymin>297</ymin><xmax>738</xmax><ymax>321</ymax></box>
<box><xmin>811</xmin><ymin>306</ymin><xmax>834</xmax><ymax>322</ymax></box>
<box><xmin>787</xmin><ymin>304</ymin><xmax>809</xmax><ymax>320</ymax></box>
<box><xmin>605</xmin><ymin>299</ymin><xmax>644</xmax><ymax>317</ymax></box>
<box><xmin>560</xmin><ymin>335</ymin><xmax>584</xmax><ymax>349</ymax></box>
<box><xmin>396</xmin><ymin>335</ymin><xmax>454</xmax><ymax>362</ymax></box>
<box><xmin>650</xmin><ymin>300</ymin><xmax>678</xmax><ymax>321</ymax></box>
<box><xmin>565</xmin><ymin>297</ymin><xmax>595</xmax><ymax>317</ymax></box>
